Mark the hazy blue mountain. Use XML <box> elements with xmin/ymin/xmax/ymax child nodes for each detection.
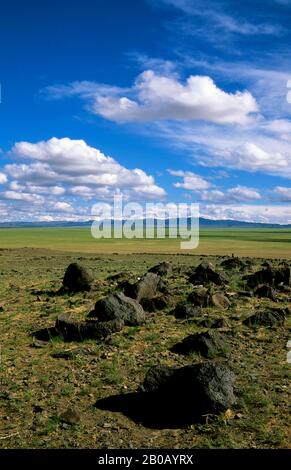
<box><xmin>0</xmin><ymin>218</ymin><xmax>290</xmax><ymax>229</ymax></box>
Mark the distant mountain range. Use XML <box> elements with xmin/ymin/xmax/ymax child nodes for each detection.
<box><xmin>0</xmin><ymin>218</ymin><xmax>290</xmax><ymax>229</ymax></box>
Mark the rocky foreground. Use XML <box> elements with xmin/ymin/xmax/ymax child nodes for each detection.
<box><xmin>0</xmin><ymin>250</ymin><xmax>290</xmax><ymax>448</ymax></box>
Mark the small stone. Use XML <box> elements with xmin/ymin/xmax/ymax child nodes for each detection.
<box><xmin>60</xmin><ymin>408</ymin><xmax>81</xmax><ymax>425</ymax></box>
<box><xmin>211</xmin><ymin>292</ymin><xmax>231</xmax><ymax>309</ymax></box>
<box><xmin>254</xmin><ymin>284</ymin><xmax>277</xmax><ymax>301</ymax></box>
<box><xmin>187</xmin><ymin>287</ymin><xmax>210</xmax><ymax>307</ymax></box>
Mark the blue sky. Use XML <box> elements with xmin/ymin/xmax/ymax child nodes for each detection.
<box><xmin>1</xmin><ymin>0</ymin><xmax>291</xmax><ymax>223</ymax></box>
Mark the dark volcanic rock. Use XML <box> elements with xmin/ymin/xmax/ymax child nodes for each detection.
<box><xmin>277</xmin><ymin>267</ymin><xmax>291</xmax><ymax>285</ymax></box>
<box><xmin>123</xmin><ymin>272</ymin><xmax>162</xmax><ymax>302</ymax></box>
<box><xmin>88</xmin><ymin>292</ymin><xmax>146</xmax><ymax>326</ymax></box>
<box><xmin>142</xmin><ymin>362</ymin><xmax>236</xmax><ymax>416</ymax></box>
<box><xmin>140</xmin><ymin>295</ymin><xmax>169</xmax><ymax>312</ymax></box>
<box><xmin>244</xmin><ymin>266</ymin><xmax>291</xmax><ymax>288</ymax></box>
<box><xmin>62</xmin><ymin>263</ymin><xmax>93</xmax><ymax>292</ymax></box>
<box><xmin>221</xmin><ymin>257</ymin><xmax>246</xmax><ymax>270</ymax></box>
<box><xmin>33</xmin><ymin>326</ymin><xmax>59</xmax><ymax>342</ymax></box>
<box><xmin>261</xmin><ymin>261</ymin><xmax>272</xmax><ymax>268</ymax></box>
<box><xmin>148</xmin><ymin>261</ymin><xmax>172</xmax><ymax>277</ymax></box>
<box><xmin>55</xmin><ymin>312</ymin><xmax>123</xmax><ymax>341</ymax></box>
<box><xmin>188</xmin><ymin>289</ymin><xmax>230</xmax><ymax>309</ymax></box>
<box><xmin>254</xmin><ymin>284</ymin><xmax>277</xmax><ymax>301</ymax></box>
<box><xmin>244</xmin><ymin>267</ymin><xmax>274</xmax><ymax>287</ymax></box>
<box><xmin>243</xmin><ymin>307</ymin><xmax>290</xmax><ymax>327</ymax></box>
<box><xmin>172</xmin><ymin>302</ymin><xmax>201</xmax><ymax>319</ymax></box>
<box><xmin>187</xmin><ymin>287</ymin><xmax>210</xmax><ymax>307</ymax></box>
<box><xmin>211</xmin><ymin>292</ymin><xmax>231</xmax><ymax>309</ymax></box>
<box><xmin>142</xmin><ymin>365</ymin><xmax>177</xmax><ymax>393</ymax></box>
<box><xmin>189</xmin><ymin>261</ymin><xmax>227</xmax><ymax>286</ymax></box>
<box><xmin>170</xmin><ymin>330</ymin><xmax>227</xmax><ymax>357</ymax></box>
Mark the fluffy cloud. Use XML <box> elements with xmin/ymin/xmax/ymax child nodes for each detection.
<box><xmin>3</xmin><ymin>191</ymin><xmax>44</xmax><ymax>204</ymax></box>
<box><xmin>168</xmin><ymin>170</ymin><xmax>211</xmax><ymax>190</ymax></box>
<box><xmin>0</xmin><ymin>137</ymin><xmax>166</xmax><ymax>222</ymax></box>
<box><xmin>46</xmin><ymin>71</ymin><xmax>258</xmax><ymax>125</ymax></box>
<box><xmin>170</xmin><ymin>169</ymin><xmax>262</xmax><ymax>202</ymax></box>
<box><xmin>53</xmin><ymin>201</ymin><xmax>74</xmax><ymax>213</ymax></box>
<box><xmin>212</xmin><ymin>142</ymin><xmax>289</xmax><ymax>175</ymax></box>
<box><xmin>44</xmin><ymin>67</ymin><xmax>291</xmax><ymax>181</ymax></box>
<box><xmin>6</xmin><ymin>137</ymin><xmax>165</xmax><ymax>199</ymax></box>
<box><xmin>272</xmin><ymin>186</ymin><xmax>291</xmax><ymax>201</ymax></box>
<box><xmin>0</xmin><ymin>172</ymin><xmax>7</xmax><ymax>184</ymax></box>
<box><xmin>262</xmin><ymin>120</ymin><xmax>291</xmax><ymax>141</ymax></box>
<box><xmin>156</xmin><ymin>120</ymin><xmax>291</xmax><ymax>178</ymax></box>
<box><xmin>200</xmin><ymin>186</ymin><xmax>261</xmax><ymax>202</ymax></box>
<box><xmin>47</xmin><ymin>68</ymin><xmax>285</xmax><ymax>179</ymax></box>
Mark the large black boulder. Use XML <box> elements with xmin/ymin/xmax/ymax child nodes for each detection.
<box><xmin>148</xmin><ymin>261</ymin><xmax>172</xmax><ymax>277</ymax></box>
<box><xmin>172</xmin><ymin>302</ymin><xmax>201</xmax><ymax>319</ymax></box>
<box><xmin>55</xmin><ymin>312</ymin><xmax>123</xmax><ymax>342</ymax></box>
<box><xmin>170</xmin><ymin>330</ymin><xmax>227</xmax><ymax>357</ymax></box>
<box><xmin>62</xmin><ymin>263</ymin><xmax>93</xmax><ymax>292</ymax></box>
<box><xmin>189</xmin><ymin>261</ymin><xmax>227</xmax><ymax>286</ymax></box>
<box><xmin>243</xmin><ymin>307</ymin><xmax>290</xmax><ymax>327</ymax></box>
<box><xmin>141</xmin><ymin>362</ymin><xmax>236</xmax><ymax>416</ymax></box>
<box><xmin>254</xmin><ymin>284</ymin><xmax>277</xmax><ymax>301</ymax></box>
<box><xmin>244</xmin><ymin>266</ymin><xmax>291</xmax><ymax>288</ymax></box>
<box><xmin>88</xmin><ymin>292</ymin><xmax>146</xmax><ymax>326</ymax></box>
<box><xmin>221</xmin><ymin>257</ymin><xmax>246</xmax><ymax>270</ymax></box>
<box><xmin>140</xmin><ymin>295</ymin><xmax>169</xmax><ymax>312</ymax></box>
<box><xmin>123</xmin><ymin>272</ymin><xmax>162</xmax><ymax>302</ymax></box>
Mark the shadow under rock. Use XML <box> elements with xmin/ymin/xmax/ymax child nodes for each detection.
<box><xmin>95</xmin><ymin>391</ymin><xmax>202</xmax><ymax>429</ymax></box>
<box><xmin>30</xmin><ymin>287</ymin><xmax>66</xmax><ymax>297</ymax></box>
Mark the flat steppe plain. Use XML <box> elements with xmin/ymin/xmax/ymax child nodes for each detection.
<box><xmin>0</xmin><ymin>228</ymin><xmax>290</xmax><ymax>448</ymax></box>
<box><xmin>0</xmin><ymin>227</ymin><xmax>290</xmax><ymax>257</ymax></box>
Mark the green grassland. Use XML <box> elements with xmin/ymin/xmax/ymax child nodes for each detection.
<box><xmin>0</xmin><ymin>228</ymin><xmax>290</xmax><ymax>448</ymax></box>
<box><xmin>0</xmin><ymin>249</ymin><xmax>290</xmax><ymax>449</ymax></box>
<box><xmin>0</xmin><ymin>227</ymin><xmax>290</xmax><ymax>257</ymax></box>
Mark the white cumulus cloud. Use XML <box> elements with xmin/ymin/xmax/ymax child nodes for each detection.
<box><xmin>46</xmin><ymin>71</ymin><xmax>258</xmax><ymax>125</ymax></box>
<box><xmin>168</xmin><ymin>169</ymin><xmax>211</xmax><ymax>190</ymax></box>
<box><xmin>272</xmin><ymin>186</ymin><xmax>291</xmax><ymax>201</ymax></box>
<box><xmin>0</xmin><ymin>172</ymin><xmax>7</xmax><ymax>184</ymax></box>
<box><xmin>200</xmin><ymin>186</ymin><xmax>261</xmax><ymax>202</ymax></box>
<box><xmin>6</xmin><ymin>137</ymin><xmax>165</xmax><ymax>199</ymax></box>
